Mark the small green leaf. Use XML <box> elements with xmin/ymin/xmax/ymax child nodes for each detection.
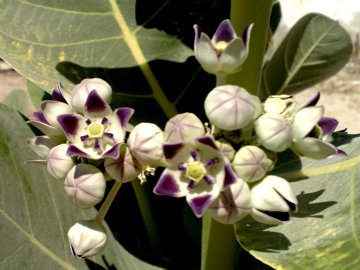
<box><xmin>261</xmin><ymin>13</ymin><xmax>352</xmax><ymax>98</ymax></box>
<box><xmin>235</xmin><ymin>136</ymin><xmax>360</xmax><ymax>269</ymax></box>
<box><xmin>0</xmin><ymin>104</ymin><xmax>161</xmax><ymax>269</ymax></box>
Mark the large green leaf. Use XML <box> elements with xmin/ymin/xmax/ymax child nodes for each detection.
<box><xmin>235</xmin><ymin>136</ymin><xmax>360</xmax><ymax>269</ymax></box>
<box><xmin>0</xmin><ymin>104</ymin><xmax>161</xmax><ymax>269</ymax></box>
<box><xmin>0</xmin><ymin>0</ymin><xmax>193</xmax><ymax>90</ymax></box>
<box><xmin>0</xmin><ymin>0</ymin><xmax>218</xmax><ymax>126</ymax></box>
<box><xmin>261</xmin><ymin>13</ymin><xmax>352</xmax><ymax>98</ymax></box>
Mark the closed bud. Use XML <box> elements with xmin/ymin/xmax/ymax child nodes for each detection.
<box><xmin>205</xmin><ymin>85</ymin><xmax>262</xmax><ymax>130</ymax></box>
<box><xmin>105</xmin><ymin>145</ymin><xmax>142</xmax><ymax>182</ymax></box>
<box><xmin>254</xmin><ymin>113</ymin><xmax>293</xmax><ymax>152</ymax></box>
<box><xmin>128</xmin><ymin>123</ymin><xmax>164</xmax><ymax>166</ymax></box>
<box><xmin>71</xmin><ymin>78</ymin><xmax>112</xmax><ymax>112</ymax></box>
<box><xmin>232</xmin><ymin>146</ymin><xmax>273</xmax><ymax>183</ymax></box>
<box><xmin>206</xmin><ymin>179</ymin><xmax>251</xmax><ymax>224</ymax></box>
<box><xmin>164</xmin><ymin>113</ymin><xmax>205</xmax><ymax>143</ymax></box>
<box><xmin>64</xmin><ymin>164</ymin><xmax>106</xmax><ymax>208</ymax></box>
<box><xmin>47</xmin><ymin>144</ymin><xmax>75</xmax><ymax>180</ymax></box>
<box><xmin>250</xmin><ymin>175</ymin><xmax>298</xmax><ymax>225</ymax></box>
<box><xmin>68</xmin><ymin>220</ymin><xmax>107</xmax><ymax>259</ymax></box>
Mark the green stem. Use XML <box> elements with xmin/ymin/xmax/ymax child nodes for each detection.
<box><xmin>95</xmin><ymin>181</ymin><xmax>122</xmax><ymax>223</ymax></box>
<box><xmin>132</xmin><ymin>180</ymin><xmax>162</xmax><ymax>255</ymax></box>
<box><xmin>201</xmin><ymin>215</ymin><xmax>238</xmax><ymax>270</ymax></box>
<box><xmin>226</xmin><ymin>0</ymin><xmax>274</xmax><ymax>96</ymax></box>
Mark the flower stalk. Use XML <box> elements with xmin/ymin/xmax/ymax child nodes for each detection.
<box><xmin>95</xmin><ymin>181</ymin><xmax>122</xmax><ymax>223</ymax></box>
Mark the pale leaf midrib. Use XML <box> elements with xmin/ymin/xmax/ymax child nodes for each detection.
<box><xmin>278</xmin><ymin>18</ymin><xmax>337</xmax><ymax>94</ymax></box>
<box><xmin>108</xmin><ymin>0</ymin><xmax>178</xmax><ymax>118</ymax></box>
<box><xmin>0</xmin><ymin>209</ymin><xmax>76</xmax><ymax>269</ymax></box>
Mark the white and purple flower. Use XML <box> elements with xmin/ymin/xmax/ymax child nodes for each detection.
<box><xmin>291</xmin><ymin>92</ymin><xmax>345</xmax><ymax>159</ymax></box>
<box><xmin>194</xmin><ymin>19</ymin><xmax>253</xmax><ymax>74</ymax></box>
<box><xmin>153</xmin><ymin>135</ymin><xmax>237</xmax><ymax>217</ymax></box>
<box><xmin>57</xmin><ymin>90</ymin><xmax>134</xmax><ymax>160</ymax></box>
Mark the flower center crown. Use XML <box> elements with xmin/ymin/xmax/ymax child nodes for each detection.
<box><xmin>185</xmin><ymin>161</ymin><xmax>207</xmax><ymax>182</ymax></box>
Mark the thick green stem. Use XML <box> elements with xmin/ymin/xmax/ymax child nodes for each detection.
<box><xmin>226</xmin><ymin>0</ymin><xmax>274</xmax><ymax>96</ymax></box>
<box><xmin>132</xmin><ymin>180</ymin><xmax>162</xmax><ymax>255</ymax></box>
<box><xmin>201</xmin><ymin>216</ymin><xmax>238</xmax><ymax>270</ymax></box>
<box><xmin>95</xmin><ymin>181</ymin><xmax>122</xmax><ymax>223</ymax></box>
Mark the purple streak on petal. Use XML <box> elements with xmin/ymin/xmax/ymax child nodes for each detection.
<box><xmin>104</xmin><ymin>133</ymin><xmax>115</xmax><ymax>143</ymax></box>
<box><xmin>94</xmin><ymin>139</ymin><xmax>102</xmax><ymax>153</ymax></box>
<box><xmin>52</xmin><ymin>89</ymin><xmax>67</xmax><ymax>103</ymax></box>
<box><xmin>197</xmin><ymin>136</ymin><xmax>218</xmax><ymax>150</ymax></box>
<box><xmin>101</xmin><ymin>117</ymin><xmax>108</xmax><ymax>125</ymax></box>
<box><xmin>154</xmin><ymin>173</ymin><xmax>180</xmax><ymax>196</ymax></box>
<box><xmin>115</xmin><ymin>107</ymin><xmax>134</xmax><ymax>129</ymax></box>
<box><xmin>188</xmin><ymin>180</ymin><xmax>195</xmax><ymax>189</ymax></box>
<box><xmin>85</xmin><ymin>119</ymin><xmax>92</xmax><ymax>125</ymax></box>
<box><xmin>188</xmin><ymin>194</ymin><xmax>212</xmax><ymax>217</ymax></box>
<box><xmin>80</xmin><ymin>134</ymin><xmax>89</xmax><ymax>142</ymax></box>
<box><xmin>213</xmin><ymin>19</ymin><xmax>236</xmax><ymax>43</ymax></box>
<box><xmin>242</xmin><ymin>23</ymin><xmax>253</xmax><ymax>47</ymax></box>
<box><xmin>335</xmin><ymin>148</ymin><xmax>347</xmax><ymax>157</ymax></box>
<box><xmin>178</xmin><ymin>163</ymin><xmax>186</xmax><ymax>171</ymax></box>
<box><xmin>57</xmin><ymin>114</ymin><xmax>79</xmax><ymax>136</ymax></box>
<box><xmin>204</xmin><ymin>175</ymin><xmax>215</xmax><ymax>185</ymax></box>
<box><xmin>34</xmin><ymin>111</ymin><xmax>49</xmax><ymax>124</ymax></box>
<box><xmin>191</xmin><ymin>150</ymin><xmax>199</xmax><ymax>161</ymax></box>
<box><xmin>318</xmin><ymin>117</ymin><xmax>338</xmax><ymax>137</ymax></box>
<box><xmin>163</xmin><ymin>142</ymin><xmax>185</xmax><ymax>160</ymax></box>
<box><xmin>223</xmin><ymin>164</ymin><xmax>237</xmax><ymax>189</ymax></box>
<box><xmin>85</xmin><ymin>90</ymin><xmax>107</xmax><ymax>113</ymax></box>
<box><xmin>205</xmin><ymin>157</ymin><xmax>219</xmax><ymax>167</ymax></box>
<box><xmin>67</xmin><ymin>145</ymin><xmax>89</xmax><ymax>158</ymax></box>
<box><xmin>102</xmin><ymin>143</ymin><xmax>121</xmax><ymax>159</ymax></box>
<box><xmin>304</xmin><ymin>92</ymin><xmax>320</xmax><ymax>107</ymax></box>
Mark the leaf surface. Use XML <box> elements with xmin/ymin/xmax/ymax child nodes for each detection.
<box><xmin>261</xmin><ymin>13</ymin><xmax>352</xmax><ymax>98</ymax></box>
<box><xmin>0</xmin><ymin>104</ymin><xmax>161</xmax><ymax>269</ymax></box>
<box><xmin>235</xmin><ymin>137</ymin><xmax>360</xmax><ymax>269</ymax></box>
<box><xmin>0</xmin><ymin>0</ymin><xmax>193</xmax><ymax>91</ymax></box>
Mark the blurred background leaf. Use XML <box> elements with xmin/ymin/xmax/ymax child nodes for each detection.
<box><xmin>260</xmin><ymin>13</ymin><xmax>352</xmax><ymax>99</ymax></box>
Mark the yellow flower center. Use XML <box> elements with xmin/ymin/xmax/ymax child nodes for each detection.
<box><xmin>214</xmin><ymin>41</ymin><xmax>228</xmax><ymax>54</ymax></box>
<box><xmin>185</xmin><ymin>161</ymin><xmax>207</xmax><ymax>182</ymax></box>
<box><xmin>86</xmin><ymin>122</ymin><xmax>105</xmax><ymax>139</ymax></box>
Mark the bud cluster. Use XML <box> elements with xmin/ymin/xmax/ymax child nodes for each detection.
<box><xmin>26</xmin><ymin>19</ymin><xmax>346</xmax><ymax>258</ymax></box>
<box><xmin>27</xmin><ymin>78</ymin><xmax>165</xmax><ymax>258</ymax></box>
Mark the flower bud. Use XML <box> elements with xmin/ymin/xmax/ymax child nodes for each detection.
<box><xmin>71</xmin><ymin>78</ymin><xmax>112</xmax><ymax>112</ymax></box>
<box><xmin>164</xmin><ymin>113</ymin><xmax>205</xmax><ymax>143</ymax></box>
<box><xmin>68</xmin><ymin>220</ymin><xmax>107</xmax><ymax>258</ymax></box>
<box><xmin>263</xmin><ymin>95</ymin><xmax>296</xmax><ymax>120</ymax></box>
<box><xmin>105</xmin><ymin>145</ymin><xmax>142</xmax><ymax>182</ymax></box>
<box><xmin>254</xmin><ymin>113</ymin><xmax>293</xmax><ymax>152</ymax></box>
<box><xmin>250</xmin><ymin>175</ymin><xmax>298</xmax><ymax>225</ymax></box>
<box><xmin>206</xmin><ymin>179</ymin><xmax>251</xmax><ymax>224</ymax></box>
<box><xmin>47</xmin><ymin>144</ymin><xmax>75</xmax><ymax>180</ymax></box>
<box><xmin>204</xmin><ymin>85</ymin><xmax>262</xmax><ymax>130</ymax></box>
<box><xmin>64</xmin><ymin>164</ymin><xmax>106</xmax><ymax>208</ymax></box>
<box><xmin>232</xmin><ymin>146</ymin><xmax>273</xmax><ymax>183</ymax></box>
<box><xmin>128</xmin><ymin>123</ymin><xmax>164</xmax><ymax>166</ymax></box>
<box><xmin>216</xmin><ymin>139</ymin><xmax>235</xmax><ymax>161</ymax></box>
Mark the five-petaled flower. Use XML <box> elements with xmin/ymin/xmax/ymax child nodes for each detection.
<box><xmin>153</xmin><ymin>135</ymin><xmax>237</xmax><ymax>217</ymax></box>
<box><xmin>194</xmin><ymin>19</ymin><xmax>253</xmax><ymax>74</ymax></box>
<box><xmin>291</xmin><ymin>92</ymin><xmax>345</xmax><ymax>159</ymax></box>
<box><xmin>57</xmin><ymin>90</ymin><xmax>134</xmax><ymax>160</ymax></box>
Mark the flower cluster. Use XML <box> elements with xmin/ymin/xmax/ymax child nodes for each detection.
<box><xmin>26</xmin><ymin>19</ymin><xmax>346</xmax><ymax>259</ymax></box>
<box><xmin>27</xmin><ymin>78</ymin><xmax>165</xmax><ymax>258</ymax></box>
